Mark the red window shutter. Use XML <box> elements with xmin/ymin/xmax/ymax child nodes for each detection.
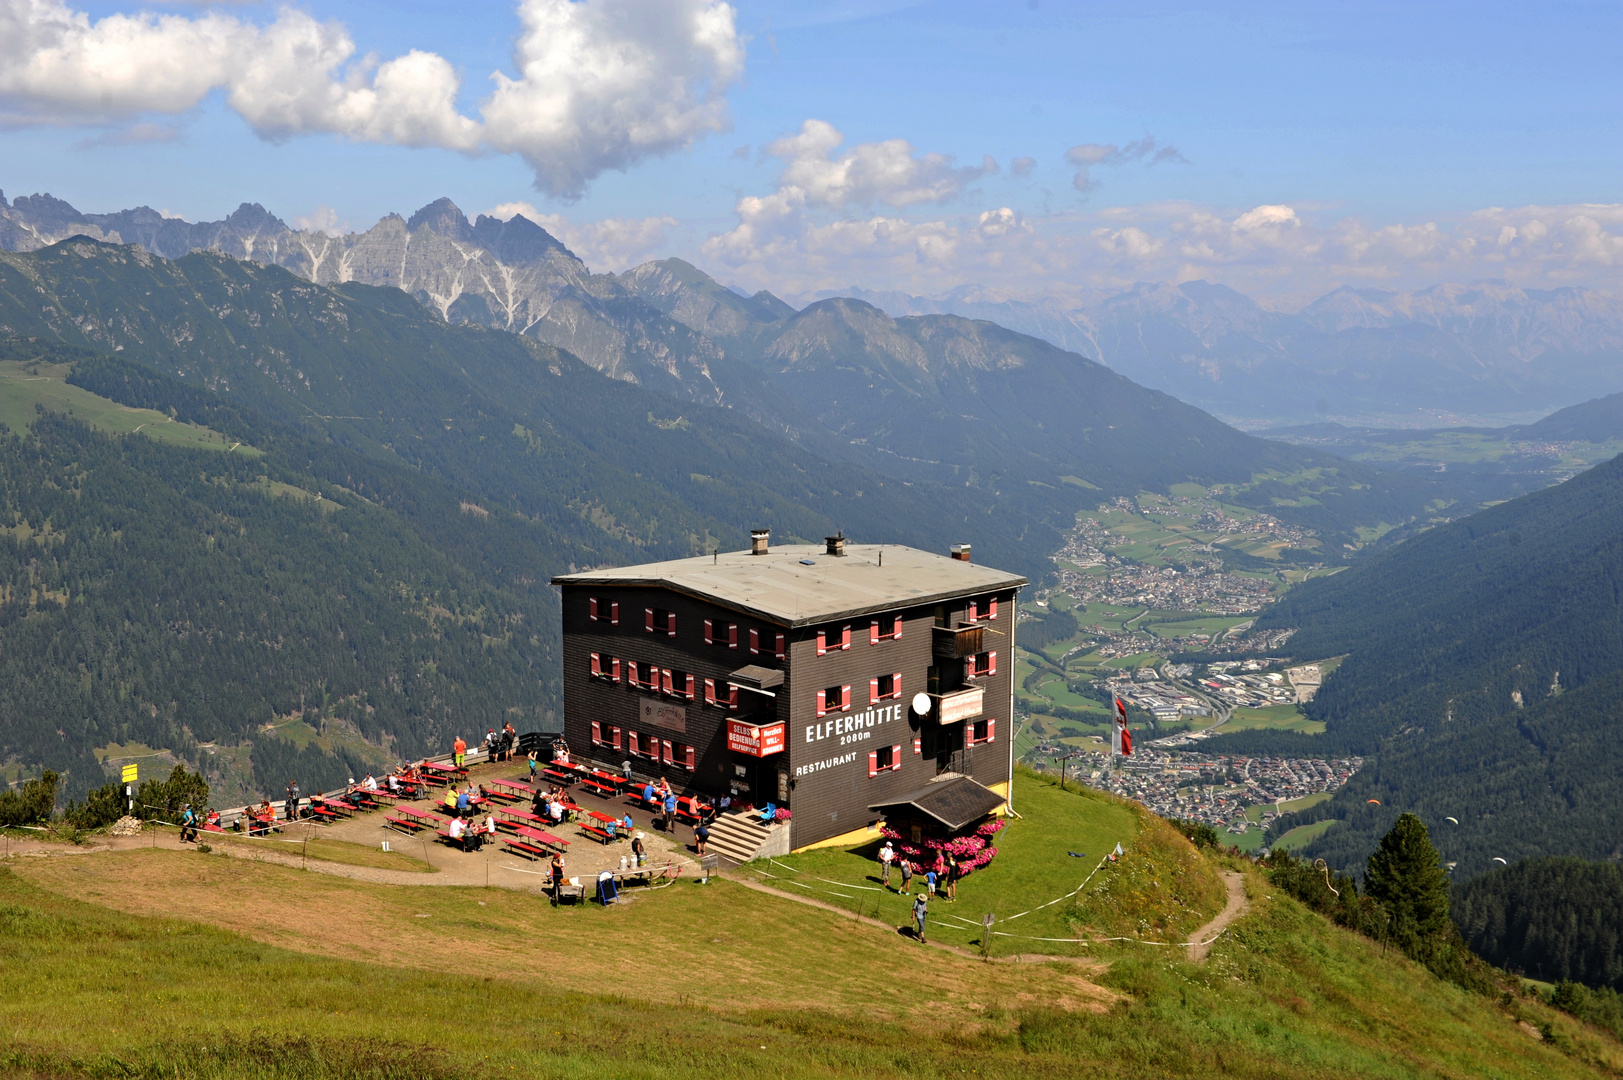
<box><xmin>868</xmin><ymin>751</ymin><xmax>879</xmax><ymax>778</ymax></box>
<box><xmin>629</xmin><ymin>732</ymin><xmax>639</xmax><ymax>756</ymax></box>
<box><xmin>684</xmin><ymin>745</ymin><xmax>695</xmax><ymax>771</ymax></box>
<box><xmin>704</xmin><ymin>619</ymin><xmax>714</xmax><ymax>645</ymax></box>
<box><xmin>610</xmin><ymin>601</ymin><xmax>620</xmax><ymax>626</ymax></box>
<box><xmin>749</xmin><ymin>628</ymin><xmax>760</xmax><ymax>655</ymax></box>
<box><xmin>815</xmin><ymin>689</ymin><xmax>826</xmax><ymax>718</ymax></box>
<box><xmin>891</xmin><ymin>744</ymin><xmax>903</xmax><ymax>771</ymax></box>
<box><xmin>989</xmin><ymin>597</ymin><xmax>998</xmax><ymax>619</ymax></box>
<box><xmin>662</xmin><ymin>740</ymin><xmax>673</xmax><ymax>765</ymax></box>
<box><xmin>685</xmin><ymin>674</ymin><xmax>695</xmax><ymax>700</ymax></box>
<box><xmin>869</xmin><ymin>677</ymin><xmax>879</xmax><ymax>704</ymax></box>
<box><xmin>728</xmin><ymin>623</ymin><xmax>738</xmax><ymax>648</ymax></box>
<box><xmin>661</xmin><ymin>669</ymin><xmax>673</xmax><ymax>695</ymax></box>
<box><xmin>589</xmin><ymin>597</ymin><xmax>599</xmax><ymax>621</ymax></box>
<box><xmin>775</xmin><ymin>632</ymin><xmax>786</xmax><ymax>659</ymax></box>
<box><xmin>645</xmin><ymin>608</ymin><xmax>655</xmax><ymax>632</ymax></box>
<box><xmin>986</xmin><ymin>719</ymin><xmax>996</xmax><ymax>743</ymax></box>
<box><xmin>816</xmin><ymin>630</ymin><xmax>827</xmax><ymax>656</ymax></box>
<box><xmin>590</xmin><ymin>721</ymin><xmax>601</xmax><ymax>745</ymax></box>
<box><xmin>841</xmin><ymin>625</ymin><xmax>851</xmax><ymax>650</ymax></box>
<box><xmin>988</xmin><ymin>651</ymin><xmax>998</xmax><ymax>675</ymax></box>
<box><xmin>726</xmin><ymin>684</ymin><xmax>739</xmax><ymax>709</ymax></box>
<box><xmin>893</xmin><ymin>617</ymin><xmax>901</xmax><ymax>640</ymax></box>
<box><xmin>704</xmin><ymin>677</ymin><xmax>715</xmax><ymax>706</ymax></box>
<box><xmin>589</xmin><ymin>652</ymin><xmax>601</xmax><ymax>677</ymax></box>
<box><xmin>913</xmin><ymin>737</ymin><xmax>922</xmax><ymax>755</ymax></box>
<box><xmin>612</xmin><ymin>726</ymin><xmax>623</xmax><ymax>750</ymax></box>
<box><xmin>968</xmin><ymin>600</ymin><xmax>978</xmax><ymax>622</ymax></box>
<box><xmin>612</xmin><ymin>658</ymin><xmax>622</xmax><ymax>683</ymax></box>
<box><xmin>870</xmin><ymin>620</ymin><xmax>880</xmax><ymax>645</ymax></box>
<box><xmin>667</xmin><ymin>613</ymin><xmax>677</xmax><ymax>638</ymax></box>
<box><xmin>842</xmin><ymin>685</ymin><xmax>852</xmax><ymax>710</ymax></box>
<box><xmin>893</xmin><ymin>672</ymin><xmax>903</xmax><ymax>698</ymax></box>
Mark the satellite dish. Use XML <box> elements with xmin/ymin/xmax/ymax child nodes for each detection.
<box><xmin>911</xmin><ymin>692</ymin><xmax>931</xmax><ymax>716</ymax></box>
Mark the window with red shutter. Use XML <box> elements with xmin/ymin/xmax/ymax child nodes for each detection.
<box><xmin>988</xmin><ymin>597</ymin><xmax>998</xmax><ymax>619</ymax></box>
<box><xmin>870</xmin><ymin>620</ymin><xmax>880</xmax><ymax>645</ymax></box>
<box><xmin>661</xmin><ymin>669</ymin><xmax>673</xmax><ymax>695</ymax></box>
<box><xmin>609</xmin><ymin>601</ymin><xmax>620</xmax><ymax>625</ymax></box>
<box><xmin>726</xmin><ymin>683</ymin><xmax>739</xmax><ymax>709</ymax></box>
<box><xmin>590</xmin><ymin>721</ymin><xmax>601</xmax><ymax>745</ymax></box>
<box><xmin>892</xmin><ymin>672</ymin><xmax>902</xmax><ymax>698</ymax></box>
<box><xmin>684</xmin><ymin>673</ymin><xmax>695</xmax><ymax>700</ymax></box>
<box><xmin>667</xmin><ymin>613</ymin><xmax>676</xmax><ymax>638</ymax></box>
<box><xmin>589</xmin><ymin>597</ymin><xmax>600</xmax><ymax>621</ymax></box>
<box><xmin>841</xmin><ymin>685</ymin><xmax>852</xmax><ymax>710</ymax></box>
<box><xmin>611</xmin><ymin>658</ymin><xmax>622</xmax><ymax>683</ymax></box>
<box><xmin>890</xmin><ymin>744</ymin><xmax>903</xmax><ymax>771</ymax></box>
<box><xmin>985</xmin><ymin>719</ymin><xmax>996</xmax><ymax>742</ymax></box>
<box><xmin>612</xmin><ymin>727</ymin><xmax>623</xmax><ymax>750</ymax></box>
<box><xmin>840</xmin><ymin>625</ymin><xmax>851</xmax><ymax>650</ymax></box>
<box><xmin>988</xmin><ymin>651</ymin><xmax>997</xmax><ymax>675</ymax></box>
<box><xmin>749</xmin><ymin>628</ymin><xmax>760</xmax><ymax>655</ymax></box>
<box><xmin>868</xmin><ymin>751</ymin><xmax>879</xmax><ymax>777</ymax></box>
<box><xmin>704</xmin><ymin>619</ymin><xmax>714</xmax><ymax>645</ymax></box>
<box><xmin>774</xmin><ymin>632</ymin><xmax>786</xmax><ymax>659</ymax></box>
<box><xmin>589</xmin><ymin>652</ymin><xmax>601</xmax><ymax>677</ymax></box>
<box><xmin>816</xmin><ymin>689</ymin><xmax>827</xmax><ymax>718</ymax></box>
<box><xmin>728</xmin><ymin>623</ymin><xmax>738</xmax><ymax>648</ymax></box>
<box><xmin>629</xmin><ymin>732</ymin><xmax>640</xmax><ymax>756</ymax></box>
<box><xmin>967</xmin><ymin>600</ymin><xmax>978</xmax><ymax>622</ymax></box>
<box><xmin>816</xmin><ymin>630</ymin><xmax>827</xmax><ymax>656</ymax></box>
<box><xmin>645</xmin><ymin>608</ymin><xmax>655</xmax><ymax>632</ymax></box>
<box><xmin>662</xmin><ymin>740</ymin><xmax>674</xmax><ymax>765</ymax></box>
<box><xmin>683</xmin><ymin>745</ymin><xmax>695</xmax><ymax>771</ymax></box>
<box><xmin>704</xmin><ymin>677</ymin><xmax>716</xmax><ymax>706</ymax></box>
<box><xmin>869</xmin><ymin>677</ymin><xmax>880</xmax><ymax>704</ymax></box>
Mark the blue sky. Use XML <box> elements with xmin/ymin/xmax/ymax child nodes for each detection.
<box><xmin>2</xmin><ymin>0</ymin><xmax>1619</xmax><ymax>299</ymax></box>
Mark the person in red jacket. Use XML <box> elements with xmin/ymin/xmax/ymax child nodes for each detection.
<box><xmin>453</xmin><ymin>736</ymin><xmax>467</xmax><ymax>767</ymax></box>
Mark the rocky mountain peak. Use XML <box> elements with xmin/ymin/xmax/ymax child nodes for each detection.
<box><xmin>406</xmin><ymin>197</ymin><xmax>471</xmax><ymax>238</ymax></box>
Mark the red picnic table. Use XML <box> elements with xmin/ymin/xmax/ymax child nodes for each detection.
<box><xmin>579</xmin><ymin>772</ymin><xmax>622</xmax><ymax>797</ymax></box>
<box><xmin>515</xmin><ymin>824</ymin><xmax>569</xmax><ymax>849</ymax></box>
<box><xmin>419</xmin><ymin>761</ymin><xmax>467</xmax><ymax>784</ymax></box>
<box><xmin>309</xmin><ymin>798</ymin><xmax>353</xmax><ymax>818</ymax></box>
<box><xmin>541</xmin><ymin>765</ymin><xmax>579</xmax><ymax>787</ymax></box>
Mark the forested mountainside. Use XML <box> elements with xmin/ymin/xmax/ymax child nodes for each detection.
<box><xmin>1454</xmin><ymin>857</ymin><xmax>1623</xmax><ymax>990</ymax></box>
<box><xmin>0</xmin><ymin>242</ymin><xmax>1058</xmax><ymax>800</ymax></box>
<box><xmin>1228</xmin><ymin>453</ymin><xmax>1623</xmax><ymax>877</ymax></box>
<box><xmin>0</xmin><ymin>195</ymin><xmax>1445</xmax><ymax>556</ymax></box>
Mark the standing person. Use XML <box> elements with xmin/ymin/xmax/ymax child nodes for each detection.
<box><xmin>179</xmin><ymin>804</ymin><xmax>197</xmax><ymax>844</ymax></box>
<box><xmin>899</xmin><ymin>857</ymin><xmax>914</xmax><ymax>895</ymax></box>
<box><xmin>630</xmin><ymin>832</ymin><xmax>646</xmax><ymax>868</ymax></box>
<box><xmin>879</xmin><ymin>840</ymin><xmax>895</xmax><ymax>888</ymax></box>
<box><xmin>284</xmin><ymin>779</ymin><xmax>300</xmax><ymax>822</ymax></box>
<box><xmin>926</xmin><ymin>868</ymin><xmax>938</xmax><ymax>895</ymax></box>
<box><xmin>912</xmin><ymin>892</ymin><xmax>929</xmax><ymax>943</ymax></box>
<box><xmin>453</xmin><ymin>736</ymin><xmax>467</xmax><ymax>768</ymax></box>
<box><xmin>694</xmin><ymin>820</ymin><xmax>710</xmax><ymax>857</ymax></box>
<box><xmin>528</xmin><ymin>749</ymin><xmax>540</xmax><ymax>783</ymax></box>
<box><xmin>945</xmin><ymin>854</ymin><xmax>959</xmax><ymax>901</ymax></box>
<box><xmin>549</xmin><ymin>852</ymin><xmax>566</xmax><ymax>906</ymax></box>
<box><xmin>663</xmin><ymin>790</ymin><xmax>678</xmax><ymax>834</ymax></box>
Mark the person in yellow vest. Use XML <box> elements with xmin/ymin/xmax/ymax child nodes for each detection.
<box><xmin>453</xmin><ymin>736</ymin><xmax>467</xmax><ymax>767</ymax></box>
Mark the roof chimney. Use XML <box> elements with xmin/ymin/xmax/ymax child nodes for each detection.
<box><xmin>950</xmin><ymin>543</ymin><xmax>972</xmax><ymax>563</ymax></box>
<box><xmin>750</xmin><ymin>528</ymin><xmax>770</xmax><ymax>556</ymax></box>
<box><xmin>825</xmin><ymin>532</ymin><xmax>846</xmax><ymax>557</ymax></box>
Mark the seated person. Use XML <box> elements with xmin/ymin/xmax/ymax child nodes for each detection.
<box><xmin>387</xmin><ymin>773</ymin><xmax>401</xmax><ymax>793</ymax></box>
<box><xmin>477</xmin><ymin>783</ymin><xmax>492</xmax><ymax>802</ymax></box>
<box><xmin>448</xmin><ymin>815</ymin><xmax>467</xmax><ymax>849</ymax></box>
<box><xmin>483</xmin><ymin>813</ymin><xmax>498</xmax><ymax>841</ymax></box>
<box><xmin>642</xmin><ymin>782</ymin><xmax>658</xmax><ymax>805</ymax></box>
<box><xmin>443</xmin><ymin>788</ymin><xmax>459</xmax><ymax>813</ymax></box>
<box><xmin>204</xmin><ymin>809</ymin><xmax>221</xmax><ymax>830</ymax></box>
<box><xmin>622</xmin><ymin>813</ymin><xmax>634</xmax><ymax>832</ymax></box>
<box><xmin>363</xmin><ymin>774</ymin><xmax>379</xmax><ymax>791</ymax></box>
<box><xmin>455</xmin><ymin>788</ymin><xmax>471</xmax><ymax>815</ymax></box>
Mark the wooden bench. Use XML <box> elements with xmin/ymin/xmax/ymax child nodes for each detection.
<box><xmin>386</xmin><ymin>814</ymin><xmax>426</xmax><ymax>834</ymax></box>
<box><xmin>501</xmin><ymin>836</ymin><xmax>549</xmax><ymax>861</ymax></box>
<box><xmin>577</xmin><ymin>824</ymin><xmax>614</xmax><ymax>845</ymax></box>
<box><xmin>542</xmin><ymin>767</ymin><xmax>576</xmax><ymax>787</ymax></box>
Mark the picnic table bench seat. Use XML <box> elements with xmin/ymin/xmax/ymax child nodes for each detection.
<box><xmin>577</xmin><ymin>823</ymin><xmax>614</xmax><ymax>845</ymax></box>
<box><xmin>386</xmin><ymin>814</ymin><xmax>426</xmax><ymax>834</ymax></box>
<box><xmin>502</xmin><ymin>837</ymin><xmax>549</xmax><ymax>861</ymax></box>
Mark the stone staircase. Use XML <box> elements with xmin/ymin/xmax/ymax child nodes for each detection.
<box><xmin>705</xmin><ymin>811</ymin><xmax>780</xmax><ymax>865</ymax></box>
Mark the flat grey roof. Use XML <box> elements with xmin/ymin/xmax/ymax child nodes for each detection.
<box><xmin>552</xmin><ymin>543</ymin><xmax>1025</xmax><ymax>628</ymax></box>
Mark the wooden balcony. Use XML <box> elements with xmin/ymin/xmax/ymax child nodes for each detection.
<box><xmin>932</xmin><ymin>624</ymin><xmax>985</xmax><ymax>660</ymax></box>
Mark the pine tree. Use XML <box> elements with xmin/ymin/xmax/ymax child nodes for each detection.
<box><xmin>1365</xmin><ymin>813</ymin><xmax>1453</xmax><ymax>955</ymax></box>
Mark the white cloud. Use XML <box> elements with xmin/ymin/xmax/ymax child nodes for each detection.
<box><xmin>291</xmin><ymin>205</ymin><xmax>349</xmax><ymax>236</ymax></box>
<box><xmin>488</xmin><ymin>201</ymin><xmax>677</xmax><ymax>272</ymax></box>
<box><xmin>699</xmin><ymin>194</ymin><xmax>1623</xmax><ymax>301</ymax></box>
<box><xmin>1066</xmin><ymin>136</ymin><xmax>1187</xmax><ymax>193</ymax></box>
<box><xmin>0</xmin><ymin>0</ymin><xmax>744</xmax><ymax>198</ymax></box>
<box><xmin>764</xmin><ymin>119</ymin><xmax>995</xmax><ymax>209</ymax></box>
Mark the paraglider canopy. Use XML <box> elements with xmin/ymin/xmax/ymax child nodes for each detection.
<box><xmin>1445</xmin><ymin>816</ymin><xmax>1459</xmax><ymax>825</ymax></box>
<box><xmin>1491</xmin><ymin>856</ymin><xmax>1508</xmax><ymax>865</ymax></box>
<box><xmin>1367</xmin><ymin>799</ymin><xmax>1381</xmax><ymax>805</ymax></box>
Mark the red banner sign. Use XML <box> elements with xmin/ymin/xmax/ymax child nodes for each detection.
<box><xmin>727</xmin><ymin>719</ymin><xmax>786</xmax><ymax>757</ymax></box>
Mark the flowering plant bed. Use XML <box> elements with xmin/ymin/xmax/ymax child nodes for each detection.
<box><xmin>880</xmin><ymin>818</ymin><xmax>1004</xmax><ymax>875</ymax></box>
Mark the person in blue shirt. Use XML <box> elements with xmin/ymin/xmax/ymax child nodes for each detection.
<box><xmin>663</xmin><ymin>791</ymin><xmax>678</xmax><ymax>833</ymax></box>
<box><xmin>455</xmin><ymin>787</ymin><xmax>470</xmax><ymax>816</ymax></box>
<box><xmin>643</xmin><ymin>782</ymin><xmax>657</xmax><ymax>806</ymax></box>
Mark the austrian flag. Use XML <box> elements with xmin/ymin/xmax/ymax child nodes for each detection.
<box><xmin>1113</xmin><ymin>697</ymin><xmax>1133</xmax><ymax>757</ymax></box>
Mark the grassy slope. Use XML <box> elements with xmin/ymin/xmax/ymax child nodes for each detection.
<box><xmin>6</xmin><ymin>779</ymin><xmax>1623</xmax><ymax>1078</ymax></box>
<box><xmin>0</xmin><ymin>360</ymin><xmax>249</xmax><ymax>453</ymax></box>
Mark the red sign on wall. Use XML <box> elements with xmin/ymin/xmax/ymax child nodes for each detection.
<box><xmin>727</xmin><ymin>719</ymin><xmax>786</xmax><ymax>757</ymax></box>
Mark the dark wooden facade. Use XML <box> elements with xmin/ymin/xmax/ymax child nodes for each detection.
<box><xmin>558</xmin><ymin>562</ymin><xmax>1020</xmax><ymax>850</ymax></box>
